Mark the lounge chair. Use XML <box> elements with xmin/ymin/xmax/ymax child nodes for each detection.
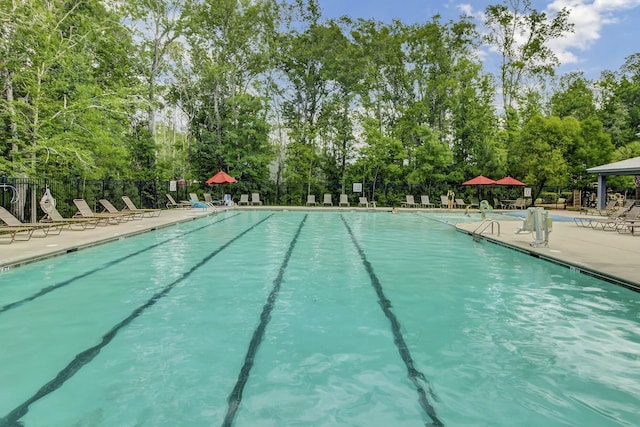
<box><xmin>401</xmin><ymin>195</ymin><xmax>419</xmax><ymax>208</ymax></box>
<box><xmin>420</xmin><ymin>195</ymin><xmax>434</xmax><ymax>208</ymax></box>
<box><xmin>574</xmin><ymin>204</ymin><xmax>632</xmax><ymax>229</ymax></box>
<box><xmin>189</xmin><ymin>193</ymin><xmax>217</xmax><ymax>208</ymax></box>
<box><xmin>40</xmin><ymin>203</ymin><xmax>100</xmax><ymax>230</ymax></box>
<box><xmin>580</xmin><ymin>199</ymin><xmax>617</xmax><ymax>216</ymax></box>
<box><xmin>439</xmin><ymin>195</ymin><xmax>449</xmax><ymax>208</ymax></box>
<box><xmin>99</xmin><ymin>199</ymin><xmax>141</xmax><ymax>220</ymax></box>
<box><xmin>238</xmin><ymin>194</ymin><xmax>250</xmax><ymax>205</ymax></box>
<box><xmin>306</xmin><ymin>195</ymin><xmax>317</xmax><ymax>206</ymax></box>
<box><xmin>0</xmin><ymin>206</ymin><xmax>64</xmax><ymax>237</ymax></box>
<box><xmin>615</xmin><ymin>206</ymin><xmax>640</xmax><ymax>234</ymax></box>
<box><xmin>73</xmin><ymin>199</ymin><xmax>127</xmax><ymax>225</ymax></box>
<box><xmin>0</xmin><ymin>226</ymin><xmax>35</xmax><ymax>244</ymax></box>
<box><xmin>339</xmin><ymin>194</ymin><xmax>350</xmax><ymax>207</ymax></box>
<box><xmin>122</xmin><ymin>196</ymin><xmax>162</xmax><ymax>217</ymax></box>
<box><xmin>455</xmin><ymin>198</ymin><xmax>467</xmax><ymax>209</ymax></box>
<box><xmin>323</xmin><ymin>194</ymin><xmax>333</xmax><ymax>206</ymax></box>
<box><xmin>251</xmin><ymin>193</ymin><xmax>263</xmax><ymax>206</ymax></box>
<box><xmin>166</xmin><ymin>193</ymin><xmax>191</xmax><ymax>209</ymax></box>
<box><xmin>591</xmin><ymin>206</ymin><xmax>640</xmax><ymax>231</ymax></box>
<box><xmin>358</xmin><ymin>197</ymin><xmax>369</xmax><ymax>207</ymax></box>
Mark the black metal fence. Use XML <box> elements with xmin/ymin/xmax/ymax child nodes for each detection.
<box><xmin>1</xmin><ymin>176</ymin><xmax>589</xmax><ymax>222</ymax></box>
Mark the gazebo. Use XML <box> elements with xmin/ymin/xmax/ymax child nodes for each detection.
<box><xmin>587</xmin><ymin>156</ymin><xmax>640</xmax><ymax>210</ymax></box>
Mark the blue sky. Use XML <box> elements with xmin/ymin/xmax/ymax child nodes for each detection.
<box><xmin>314</xmin><ymin>0</ymin><xmax>640</xmax><ymax>80</ymax></box>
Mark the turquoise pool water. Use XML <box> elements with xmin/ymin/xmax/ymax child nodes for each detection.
<box><xmin>0</xmin><ymin>211</ymin><xmax>639</xmax><ymax>426</ymax></box>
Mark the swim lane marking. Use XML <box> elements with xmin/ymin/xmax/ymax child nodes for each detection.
<box><xmin>340</xmin><ymin>215</ymin><xmax>444</xmax><ymax>427</ymax></box>
<box><xmin>0</xmin><ymin>214</ymin><xmax>273</xmax><ymax>427</ymax></box>
<box><xmin>221</xmin><ymin>214</ymin><xmax>308</xmax><ymax>427</ymax></box>
<box><xmin>0</xmin><ymin>213</ymin><xmax>242</xmax><ymax>315</ymax></box>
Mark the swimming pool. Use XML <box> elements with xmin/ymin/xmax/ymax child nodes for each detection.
<box><xmin>1</xmin><ymin>211</ymin><xmax>639</xmax><ymax>426</ymax></box>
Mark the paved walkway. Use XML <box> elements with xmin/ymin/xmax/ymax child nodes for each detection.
<box><xmin>1</xmin><ymin>206</ymin><xmax>638</xmax><ymax>292</ymax></box>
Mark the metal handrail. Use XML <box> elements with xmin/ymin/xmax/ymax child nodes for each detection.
<box><xmin>472</xmin><ymin>219</ymin><xmax>500</xmax><ymax>237</ymax></box>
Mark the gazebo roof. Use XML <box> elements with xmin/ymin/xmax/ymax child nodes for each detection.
<box><xmin>587</xmin><ymin>156</ymin><xmax>640</xmax><ymax>176</ymax></box>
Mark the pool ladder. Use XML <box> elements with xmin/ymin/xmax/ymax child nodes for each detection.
<box><xmin>472</xmin><ymin>219</ymin><xmax>500</xmax><ymax>240</ymax></box>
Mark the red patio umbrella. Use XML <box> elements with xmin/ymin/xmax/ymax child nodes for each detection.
<box><xmin>206</xmin><ymin>170</ymin><xmax>237</xmax><ymax>184</ymax></box>
<box><xmin>462</xmin><ymin>175</ymin><xmax>497</xmax><ymax>186</ymax></box>
<box><xmin>462</xmin><ymin>175</ymin><xmax>497</xmax><ymax>203</ymax></box>
<box><xmin>206</xmin><ymin>170</ymin><xmax>237</xmax><ymax>202</ymax></box>
<box><xmin>495</xmin><ymin>176</ymin><xmax>525</xmax><ymax>186</ymax></box>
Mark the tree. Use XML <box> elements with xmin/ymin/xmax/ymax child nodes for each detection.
<box><xmin>516</xmin><ymin>114</ymin><xmax>577</xmax><ymax>201</ymax></box>
<box><xmin>550</xmin><ymin>72</ymin><xmax>596</xmax><ymax>120</ymax></box>
<box><xmin>0</xmin><ymin>0</ymin><xmax>137</xmax><ymax>179</ymax></box>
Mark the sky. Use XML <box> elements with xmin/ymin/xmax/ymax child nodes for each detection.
<box><xmin>313</xmin><ymin>0</ymin><xmax>640</xmax><ymax>80</ymax></box>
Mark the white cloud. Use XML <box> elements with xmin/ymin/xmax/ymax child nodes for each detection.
<box><xmin>545</xmin><ymin>0</ymin><xmax>640</xmax><ymax>64</ymax></box>
<box><xmin>458</xmin><ymin>0</ymin><xmax>640</xmax><ymax>66</ymax></box>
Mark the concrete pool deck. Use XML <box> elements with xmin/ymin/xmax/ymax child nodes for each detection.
<box><xmin>0</xmin><ymin>206</ymin><xmax>638</xmax><ymax>292</ymax></box>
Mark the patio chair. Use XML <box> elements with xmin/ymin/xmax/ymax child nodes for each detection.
<box><xmin>358</xmin><ymin>197</ymin><xmax>369</xmax><ymax>207</ymax></box>
<box><xmin>323</xmin><ymin>193</ymin><xmax>333</xmax><ymax>206</ymax></box>
<box><xmin>339</xmin><ymin>194</ymin><xmax>350</xmax><ymax>207</ymax></box>
<box><xmin>73</xmin><ymin>199</ymin><xmax>127</xmax><ymax>225</ymax></box>
<box><xmin>122</xmin><ymin>195</ymin><xmax>162</xmax><ymax>217</ymax></box>
<box><xmin>238</xmin><ymin>194</ymin><xmax>250</xmax><ymax>205</ymax></box>
<box><xmin>493</xmin><ymin>198</ymin><xmax>507</xmax><ymax>210</ymax></box>
<box><xmin>401</xmin><ymin>195</ymin><xmax>419</xmax><ymax>208</ymax></box>
<box><xmin>0</xmin><ymin>206</ymin><xmax>64</xmax><ymax>237</ymax></box>
<box><xmin>306</xmin><ymin>195</ymin><xmax>317</xmax><ymax>206</ymax></box>
<box><xmin>99</xmin><ymin>199</ymin><xmax>141</xmax><ymax>220</ymax></box>
<box><xmin>420</xmin><ymin>195</ymin><xmax>435</xmax><ymax>208</ymax></box>
<box><xmin>203</xmin><ymin>193</ymin><xmax>222</xmax><ymax>207</ymax></box>
<box><xmin>513</xmin><ymin>198</ymin><xmax>528</xmax><ymax>209</ymax></box>
<box><xmin>165</xmin><ymin>194</ymin><xmax>191</xmax><ymax>209</ymax></box>
<box><xmin>251</xmin><ymin>193</ymin><xmax>263</xmax><ymax>206</ymax></box>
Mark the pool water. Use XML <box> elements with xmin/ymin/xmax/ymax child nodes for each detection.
<box><xmin>0</xmin><ymin>211</ymin><xmax>639</xmax><ymax>426</ymax></box>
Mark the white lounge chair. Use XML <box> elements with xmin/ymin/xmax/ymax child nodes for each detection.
<box><xmin>238</xmin><ymin>194</ymin><xmax>250</xmax><ymax>205</ymax></box>
<box><xmin>339</xmin><ymin>194</ymin><xmax>350</xmax><ymax>207</ymax></box>
<box><xmin>401</xmin><ymin>195</ymin><xmax>419</xmax><ymax>208</ymax></box>
<box><xmin>251</xmin><ymin>193</ymin><xmax>262</xmax><ymax>205</ymax></box>
<box><xmin>420</xmin><ymin>195</ymin><xmax>434</xmax><ymax>208</ymax></box>
<box><xmin>306</xmin><ymin>195</ymin><xmax>317</xmax><ymax>206</ymax></box>
<box><xmin>323</xmin><ymin>194</ymin><xmax>332</xmax><ymax>206</ymax></box>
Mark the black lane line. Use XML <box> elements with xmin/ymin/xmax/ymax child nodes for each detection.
<box><xmin>222</xmin><ymin>214</ymin><xmax>308</xmax><ymax>427</ymax></box>
<box><xmin>0</xmin><ymin>214</ymin><xmax>273</xmax><ymax>427</ymax></box>
<box><xmin>0</xmin><ymin>213</ymin><xmax>241</xmax><ymax>316</ymax></box>
<box><xmin>340</xmin><ymin>215</ymin><xmax>444</xmax><ymax>427</ymax></box>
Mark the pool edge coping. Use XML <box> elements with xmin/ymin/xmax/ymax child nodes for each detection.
<box><xmin>455</xmin><ymin>228</ymin><xmax>640</xmax><ymax>293</ymax></box>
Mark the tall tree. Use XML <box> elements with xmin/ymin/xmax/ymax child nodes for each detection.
<box><xmin>484</xmin><ymin>0</ymin><xmax>573</xmax><ymax>113</ymax></box>
<box><xmin>0</xmin><ymin>0</ymin><xmax>137</xmax><ymax>178</ymax></box>
<box><xmin>551</xmin><ymin>72</ymin><xmax>596</xmax><ymax>120</ymax></box>
<box><xmin>179</xmin><ymin>0</ymin><xmax>277</xmax><ymax>183</ymax></box>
